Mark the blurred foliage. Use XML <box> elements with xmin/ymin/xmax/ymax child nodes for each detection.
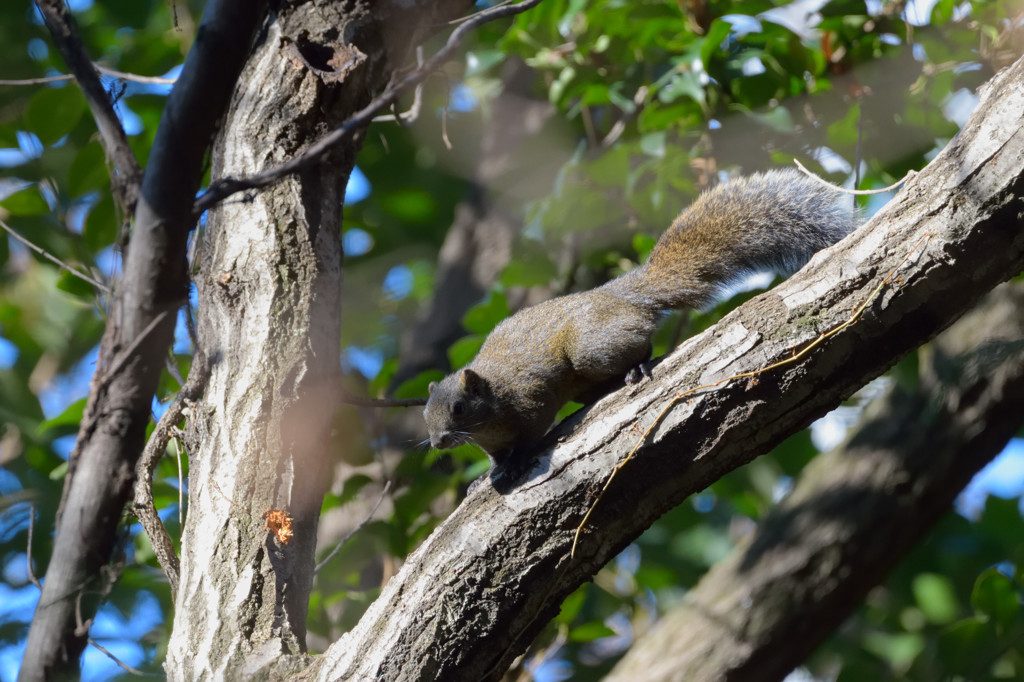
<box><xmin>1</xmin><ymin>0</ymin><xmax>1023</xmax><ymax>679</ymax></box>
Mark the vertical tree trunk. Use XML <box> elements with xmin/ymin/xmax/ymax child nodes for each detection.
<box><xmin>165</xmin><ymin>3</ymin><xmax>468</xmax><ymax>677</ymax></box>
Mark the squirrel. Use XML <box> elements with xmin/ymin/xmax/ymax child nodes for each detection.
<box><xmin>423</xmin><ymin>169</ymin><xmax>855</xmax><ymax>488</ymax></box>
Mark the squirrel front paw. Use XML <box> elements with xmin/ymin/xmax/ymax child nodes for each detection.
<box><xmin>624</xmin><ymin>362</ymin><xmax>653</xmax><ymax>385</ymax></box>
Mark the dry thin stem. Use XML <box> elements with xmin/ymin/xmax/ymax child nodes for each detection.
<box><xmin>88</xmin><ymin>638</ymin><xmax>147</xmax><ymax>676</ymax></box>
<box><xmin>601</xmin><ymin>85</ymin><xmax>648</xmax><ymax>149</ymax></box>
<box><xmin>570</xmin><ymin>233</ymin><xmax>936</xmax><ymax>559</ymax></box>
<box><xmin>315</xmin><ymin>480</ymin><xmax>392</xmax><ymax>574</ymax></box>
<box><xmin>34</xmin><ymin>0</ymin><xmax>143</xmax><ymax>214</ymax></box>
<box><xmin>0</xmin><ymin>64</ymin><xmax>178</xmax><ymax>87</ymax></box>
<box><xmin>794</xmin><ymin>158</ymin><xmax>917</xmax><ymax>195</ymax></box>
<box><xmin>193</xmin><ymin>0</ymin><xmax>546</xmax><ymax>216</ymax></box>
<box><xmin>372</xmin><ymin>47</ymin><xmax>424</xmax><ymax>124</ymax></box>
<box><xmin>339</xmin><ymin>391</ymin><xmax>427</xmax><ymax>407</ymax></box>
<box><xmin>26</xmin><ymin>503</ymin><xmax>42</xmax><ymax>589</ymax></box>
<box><xmin>0</xmin><ymin>216</ymin><xmax>110</xmax><ymax>293</ymax></box>
<box><xmin>133</xmin><ymin>349</ymin><xmax>211</xmax><ymax>599</ymax></box>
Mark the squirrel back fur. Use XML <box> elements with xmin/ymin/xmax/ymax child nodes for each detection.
<box><xmin>423</xmin><ymin>169</ymin><xmax>855</xmax><ymax>485</ymax></box>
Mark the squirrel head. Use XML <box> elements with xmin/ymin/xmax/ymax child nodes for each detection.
<box><xmin>423</xmin><ymin>368</ymin><xmax>496</xmax><ymax>451</ymax></box>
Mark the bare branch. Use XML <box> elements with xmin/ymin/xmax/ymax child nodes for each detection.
<box><xmin>26</xmin><ymin>504</ymin><xmax>41</xmax><ymax>590</ymax></box>
<box><xmin>372</xmin><ymin>47</ymin><xmax>424</xmax><ymax>124</ymax></box>
<box><xmin>87</xmin><ymin>638</ymin><xmax>148</xmax><ymax>676</ymax></box>
<box><xmin>314</xmin><ymin>480</ymin><xmax>392</xmax><ymax>574</ymax></box>
<box><xmin>133</xmin><ymin>349</ymin><xmax>211</xmax><ymax>599</ymax></box>
<box><xmin>0</xmin><ymin>216</ymin><xmax>110</xmax><ymax>293</ymax></box>
<box><xmin>33</xmin><ymin>0</ymin><xmax>143</xmax><ymax>215</ymax></box>
<box><xmin>0</xmin><ymin>64</ymin><xmax>177</xmax><ymax>87</ymax></box>
<box><xmin>193</xmin><ymin>0</ymin><xmax>546</xmax><ymax>216</ymax></box>
<box><xmin>21</xmin><ymin>0</ymin><xmax>271</xmax><ymax>675</ymax></box>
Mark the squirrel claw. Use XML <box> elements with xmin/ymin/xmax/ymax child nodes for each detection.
<box><xmin>625</xmin><ymin>362</ymin><xmax>653</xmax><ymax>385</ymax></box>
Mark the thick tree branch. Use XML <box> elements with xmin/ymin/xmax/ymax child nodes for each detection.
<box><xmin>34</xmin><ymin>0</ymin><xmax>143</xmax><ymax>215</ymax></box>
<box><xmin>306</xmin><ymin>56</ymin><xmax>1024</xmax><ymax>681</ymax></box>
<box><xmin>20</xmin><ymin>1</ymin><xmax>270</xmax><ymax>678</ymax></box>
<box><xmin>606</xmin><ymin>280</ymin><xmax>1024</xmax><ymax>682</ymax></box>
<box><xmin>192</xmin><ymin>0</ymin><xmax>545</xmax><ymax>216</ymax></box>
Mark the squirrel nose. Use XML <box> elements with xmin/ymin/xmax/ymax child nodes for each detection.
<box><xmin>431</xmin><ymin>432</ymin><xmax>456</xmax><ymax>449</ymax></box>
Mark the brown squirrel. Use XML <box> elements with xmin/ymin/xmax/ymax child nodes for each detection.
<box><xmin>423</xmin><ymin>169</ymin><xmax>855</xmax><ymax>487</ymax></box>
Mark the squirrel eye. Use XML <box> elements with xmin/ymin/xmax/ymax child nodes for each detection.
<box><xmin>452</xmin><ymin>400</ymin><xmax>464</xmax><ymax>417</ymax></box>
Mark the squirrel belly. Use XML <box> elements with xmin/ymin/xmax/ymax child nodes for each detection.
<box><xmin>423</xmin><ymin>169</ymin><xmax>855</xmax><ymax>479</ymax></box>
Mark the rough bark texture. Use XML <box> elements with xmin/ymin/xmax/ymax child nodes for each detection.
<box><xmin>606</xmin><ymin>281</ymin><xmax>1024</xmax><ymax>682</ymax></box>
<box><xmin>165</xmin><ymin>2</ymin><xmax>469</xmax><ymax>678</ymax></box>
<box><xmin>20</xmin><ymin>2</ymin><xmax>268</xmax><ymax>678</ymax></box>
<box><xmin>305</xmin><ymin>57</ymin><xmax>1024</xmax><ymax>681</ymax></box>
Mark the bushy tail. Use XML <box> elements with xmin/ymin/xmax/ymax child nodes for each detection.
<box><xmin>607</xmin><ymin>169</ymin><xmax>855</xmax><ymax>311</ymax></box>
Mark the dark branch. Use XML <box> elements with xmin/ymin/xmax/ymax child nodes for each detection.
<box><xmin>20</xmin><ymin>0</ymin><xmax>270</xmax><ymax>677</ymax></box>
<box><xmin>192</xmin><ymin>0</ymin><xmax>545</xmax><ymax>216</ymax></box>
<box><xmin>34</xmin><ymin>0</ymin><xmax>143</xmax><ymax>215</ymax></box>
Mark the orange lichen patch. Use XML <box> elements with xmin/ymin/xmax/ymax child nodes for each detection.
<box><xmin>263</xmin><ymin>508</ymin><xmax>294</xmax><ymax>545</ymax></box>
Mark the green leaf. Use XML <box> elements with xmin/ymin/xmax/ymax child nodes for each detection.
<box><xmin>913</xmin><ymin>573</ymin><xmax>960</xmax><ymax>625</ymax></box>
<box><xmin>25</xmin><ymin>86</ymin><xmax>87</xmax><ymax>146</ymax></box>
<box><xmin>462</xmin><ymin>292</ymin><xmax>510</xmax><ymax>334</ymax></box>
<box><xmin>971</xmin><ymin>568</ymin><xmax>1019</xmax><ymax>631</ymax></box>
<box><xmin>1</xmin><ymin>185</ymin><xmax>50</xmax><ymax>216</ymax></box>
<box><xmin>49</xmin><ymin>460</ymin><xmax>68</xmax><ymax>481</ymax></box>
<box><xmin>568</xmin><ymin>621</ymin><xmax>614</xmax><ymax>643</ymax></box>
<box><xmin>0</xmin><ymin>124</ymin><xmax>19</xmax><ymax>149</ymax></box>
<box><xmin>56</xmin><ymin>269</ymin><xmax>98</xmax><ymax>299</ymax></box>
<box><xmin>447</xmin><ymin>335</ymin><xmax>485</xmax><ymax>369</ymax></box>
<box><xmin>38</xmin><ymin>397</ymin><xmax>86</xmax><ymax>435</ymax></box>
<box><xmin>555</xmin><ymin>587</ymin><xmax>585</xmax><ymax>625</ymax></box>
<box><xmin>700</xmin><ymin>19</ymin><xmax>733</xmax><ymax>65</ymax></box>
<box><xmin>69</xmin><ymin>141</ymin><xmax>110</xmax><ymax>197</ymax></box>
<box><xmin>936</xmin><ymin>617</ymin><xmax>995</xmax><ymax>674</ymax></box>
<box><xmin>83</xmin><ymin>193</ymin><xmax>117</xmax><ymax>253</ymax></box>
<box><xmin>465</xmin><ymin>49</ymin><xmax>506</xmax><ymax>77</ymax></box>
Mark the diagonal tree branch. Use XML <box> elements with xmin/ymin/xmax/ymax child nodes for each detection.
<box><xmin>606</xmin><ymin>280</ymin><xmax>1024</xmax><ymax>682</ymax></box>
<box><xmin>304</xmin><ymin>55</ymin><xmax>1024</xmax><ymax>681</ymax></box>
<box><xmin>191</xmin><ymin>0</ymin><xmax>545</xmax><ymax>216</ymax></box>
<box><xmin>34</xmin><ymin>0</ymin><xmax>143</xmax><ymax>215</ymax></box>
<box><xmin>19</xmin><ymin>1</ymin><xmax>271</xmax><ymax>678</ymax></box>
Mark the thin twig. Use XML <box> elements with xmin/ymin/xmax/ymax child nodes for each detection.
<box><xmin>794</xmin><ymin>159</ymin><xmax>916</xmax><ymax>195</ymax></box>
<box><xmin>315</xmin><ymin>481</ymin><xmax>392</xmax><ymax>574</ymax></box>
<box><xmin>340</xmin><ymin>390</ymin><xmax>426</xmax><ymax>408</ymax></box>
<box><xmin>26</xmin><ymin>503</ymin><xmax>42</xmax><ymax>589</ymax></box>
<box><xmin>193</xmin><ymin>0</ymin><xmax>546</xmax><ymax>216</ymax></box>
<box><xmin>601</xmin><ymin>85</ymin><xmax>648</xmax><ymax>148</ymax></box>
<box><xmin>88</xmin><ymin>638</ymin><xmax>148</xmax><ymax>676</ymax></box>
<box><xmin>0</xmin><ymin>216</ymin><xmax>110</xmax><ymax>293</ymax></box>
<box><xmin>34</xmin><ymin>0</ymin><xmax>143</xmax><ymax>215</ymax></box>
<box><xmin>133</xmin><ymin>349</ymin><xmax>211</xmax><ymax>599</ymax></box>
<box><xmin>372</xmin><ymin>47</ymin><xmax>424</xmax><ymax>124</ymax></box>
<box><xmin>0</xmin><ymin>64</ymin><xmax>178</xmax><ymax>87</ymax></box>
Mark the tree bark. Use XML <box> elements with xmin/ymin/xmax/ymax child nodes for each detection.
<box><xmin>164</xmin><ymin>2</ymin><xmax>469</xmax><ymax>678</ymax></box>
<box><xmin>605</xmin><ymin>280</ymin><xmax>1024</xmax><ymax>682</ymax></box>
<box><xmin>304</xmin><ymin>56</ymin><xmax>1024</xmax><ymax>681</ymax></box>
<box><xmin>20</xmin><ymin>2</ymin><xmax>268</xmax><ymax>678</ymax></box>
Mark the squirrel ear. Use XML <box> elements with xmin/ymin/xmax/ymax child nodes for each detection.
<box><xmin>459</xmin><ymin>368</ymin><xmax>485</xmax><ymax>395</ymax></box>
<box><xmin>428</xmin><ymin>381</ymin><xmax>438</xmax><ymax>394</ymax></box>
